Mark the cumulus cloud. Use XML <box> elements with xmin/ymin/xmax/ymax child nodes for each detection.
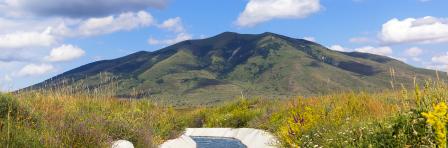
<box><xmin>405</xmin><ymin>47</ymin><xmax>423</xmax><ymax>57</ymax></box>
<box><xmin>380</xmin><ymin>16</ymin><xmax>448</xmax><ymax>44</ymax></box>
<box><xmin>18</xmin><ymin>63</ymin><xmax>55</xmax><ymax>76</ymax></box>
<box><xmin>158</xmin><ymin>17</ymin><xmax>185</xmax><ymax>33</ymax></box>
<box><xmin>0</xmin><ymin>28</ymin><xmax>56</xmax><ymax>49</ymax></box>
<box><xmin>0</xmin><ymin>61</ymin><xmax>22</xmax><ymax>71</ymax></box>
<box><xmin>2</xmin><ymin>75</ymin><xmax>12</xmax><ymax>82</ymax></box>
<box><xmin>0</xmin><ymin>26</ymin><xmax>58</xmax><ymax>63</ymax></box>
<box><xmin>0</xmin><ymin>49</ymin><xmax>45</xmax><ymax>62</ymax></box>
<box><xmin>426</xmin><ymin>65</ymin><xmax>448</xmax><ymax>72</ymax></box>
<box><xmin>329</xmin><ymin>45</ymin><xmax>348</xmax><ymax>52</ymax></box>
<box><xmin>0</xmin><ymin>10</ymin><xmax>160</xmax><ymax>64</ymax></box>
<box><xmin>303</xmin><ymin>36</ymin><xmax>316</xmax><ymax>42</ymax></box>
<box><xmin>349</xmin><ymin>37</ymin><xmax>372</xmax><ymax>43</ymax></box>
<box><xmin>148</xmin><ymin>17</ymin><xmax>193</xmax><ymax>45</ymax></box>
<box><xmin>3</xmin><ymin>11</ymin><xmax>156</xmax><ymax>38</ymax></box>
<box><xmin>432</xmin><ymin>52</ymin><xmax>448</xmax><ymax>64</ymax></box>
<box><xmin>76</xmin><ymin>11</ymin><xmax>154</xmax><ymax>37</ymax></box>
<box><xmin>329</xmin><ymin>45</ymin><xmax>395</xmax><ymax>56</ymax></box>
<box><xmin>0</xmin><ymin>74</ymin><xmax>14</xmax><ymax>92</ymax></box>
<box><xmin>236</xmin><ymin>0</ymin><xmax>321</xmax><ymax>27</ymax></box>
<box><xmin>46</xmin><ymin>44</ymin><xmax>85</xmax><ymax>62</ymax></box>
<box><xmin>393</xmin><ymin>56</ymin><xmax>408</xmax><ymax>62</ymax></box>
<box><xmin>354</xmin><ymin>46</ymin><xmax>393</xmax><ymax>56</ymax></box>
<box><xmin>0</xmin><ymin>17</ymin><xmax>79</xmax><ymax>35</ymax></box>
<box><xmin>0</xmin><ymin>0</ymin><xmax>193</xmax><ymax>90</ymax></box>
<box><xmin>1</xmin><ymin>0</ymin><xmax>168</xmax><ymax>18</ymax></box>
<box><xmin>0</xmin><ymin>17</ymin><xmax>21</xmax><ymax>31</ymax></box>
<box><xmin>0</xmin><ymin>10</ymin><xmax>168</xmax><ymax>41</ymax></box>
<box><xmin>148</xmin><ymin>32</ymin><xmax>192</xmax><ymax>45</ymax></box>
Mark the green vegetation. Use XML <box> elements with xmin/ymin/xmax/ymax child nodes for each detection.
<box><xmin>26</xmin><ymin>32</ymin><xmax>437</xmax><ymax>106</ymax></box>
<box><xmin>2</xmin><ymin>77</ymin><xmax>448</xmax><ymax>147</ymax></box>
<box><xmin>6</xmin><ymin>32</ymin><xmax>448</xmax><ymax>147</ymax></box>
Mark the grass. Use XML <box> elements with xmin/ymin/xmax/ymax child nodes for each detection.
<box><xmin>1</xmin><ymin>77</ymin><xmax>448</xmax><ymax>147</ymax></box>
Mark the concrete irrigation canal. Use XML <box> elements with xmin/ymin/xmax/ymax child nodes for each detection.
<box><xmin>160</xmin><ymin>128</ymin><xmax>278</xmax><ymax>148</ymax></box>
<box><xmin>190</xmin><ymin>136</ymin><xmax>247</xmax><ymax>148</ymax></box>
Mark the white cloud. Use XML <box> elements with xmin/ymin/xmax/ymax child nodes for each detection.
<box><xmin>46</xmin><ymin>44</ymin><xmax>85</xmax><ymax>62</ymax></box>
<box><xmin>148</xmin><ymin>17</ymin><xmax>193</xmax><ymax>45</ymax></box>
<box><xmin>432</xmin><ymin>52</ymin><xmax>448</xmax><ymax>64</ymax></box>
<box><xmin>0</xmin><ymin>11</ymin><xmax>156</xmax><ymax>38</ymax></box>
<box><xmin>0</xmin><ymin>27</ymin><xmax>56</xmax><ymax>49</ymax></box>
<box><xmin>199</xmin><ymin>35</ymin><xmax>208</xmax><ymax>39</ymax></box>
<box><xmin>405</xmin><ymin>47</ymin><xmax>423</xmax><ymax>57</ymax></box>
<box><xmin>0</xmin><ymin>61</ymin><xmax>21</xmax><ymax>70</ymax></box>
<box><xmin>236</xmin><ymin>0</ymin><xmax>321</xmax><ymax>27</ymax></box>
<box><xmin>0</xmin><ymin>17</ymin><xmax>20</xmax><ymax>31</ymax></box>
<box><xmin>0</xmin><ymin>61</ymin><xmax>23</xmax><ymax>90</ymax></box>
<box><xmin>0</xmin><ymin>26</ymin><xmax>57</xmax><ymax>62</ymax></box>
<box><xmin>0</xmin><ymin>1</ymin><xmax>187</xmax><ymax>90</ymax></box>
<box><xmin>0</xmin><ymin>74</ymin><xmax>14</xmax><ymax>92</ymax></box>
<box><xmin>158</xmin><ymin>17</ymin><xmax>185</xmax><ymax>33</ymax></box>
<box><xmin>391</xmin><ymin>56</ymin><xmax>407</xmax><ymax>62</ymax></box>
<box><xmin>349</xmin><ymin>37</ymin><xmax>371</xmax><ymax>43</ymax></box>
<box><xmin>411</xmin><ymin>57</ymin><xmax>421</xmax><ymax>62</ymax></box>
<box><xmin>329</xmin><ymin>45</ymin><xmax>348</xmax><ymax>52</ymax></box>
<box><xmin>18</xmin><ymin>63</ymin><xmax>54</xmax><ymax>76</ymax></box>
<box><xmin>92</xmin><ymin>56</ymin><xmax>103</xmax><ymax>61</ymax></box>
<box><xmin>303</xmin><ymin>36</ymin><xmax>316</xmax><ymax>42</ymax></box>
<box><xmin>148</xmin><ymin>33</ymin><xmax>192</xmax><ymax>45</ymax></box>
<box><xmin>0</xmin><ymin>0</ymin><xmax>195</xmax><ymax>89</ymax></box>
<box><xmin>424</xmin><ymin>52</ymin><xmax>448</xmax><ymax>72</ymax></box>
<box><xmin>380</xmin><ymin>16</ymin><xmax>448</xmax><ymax>44</ymax></box>
<box><xmin>77</xmin><ymin>11</ymin><xmax>154</xmax><ymax>37</ymax></box>
<box><xmin>355</xmin><ymin>46</ymin><xmax>393</xmax><ymax>56</ymax></box>
<box><xmin>0</xmin><ymin>48</ymin><xmax>48</xmax><ymax>62</ymax></box>
<box><xmin>0</xmin><ymin>17</ymin><xmax>79</xmax><ymax>35</ymax></box>
<box><xmin>0</xmin><ymin>10</ymin><xmax>192</xmax><ymax>90</ymax></box>
<box><xmin>0</xmin><ymin>0</ymin><xmax>168</xmax><ymax>18</ymax></box>
<box><xmin>426</xmin><ymin>65</ymin><xmax>448</xmax><ymax>72</ymax></box>
<box><xmin>2</xmin><ymin>75</ymin><xmax>12</xmax><ymax>82</ymax></box>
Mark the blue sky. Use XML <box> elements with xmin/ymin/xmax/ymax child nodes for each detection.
<box><xmin>1</xmin><ymin>0</ymin><xmax>448</xmax><ymax>91</ymax></box>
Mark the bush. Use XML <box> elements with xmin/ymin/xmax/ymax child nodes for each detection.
<box><xmin>0</xmin><ymin>94</ymin><xmax>20</xmax><ymax>119</ymax></box>
<box><xmin>204</xmin><ymin>99</ymin><xmax>262</xmax><ymax>127</ymax></box>
<box><xmin>1</xmin><ymin>78</ymin><xmax>446</xmax><ymax>147</ymax></box>
<box><xmin>0</xmin><ymin>94</ymin><xmax>43</xmax><ymax>147</ymax></box>
<box><xmin>358</xmin><ymin>110</ymin><xmax>436</xmax><ymax>147</ymax></box>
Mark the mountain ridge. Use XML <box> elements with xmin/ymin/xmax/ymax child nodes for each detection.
<box><xmin>25</xmin><ymin>32</ymin><xmax>438</xmax><ymax>105</ymax></box>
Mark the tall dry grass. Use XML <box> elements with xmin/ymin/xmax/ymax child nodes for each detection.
<box><xmin>0</xmin><ymin>71</ymin><xmax>448</xmax><ymax>147</ymax></box>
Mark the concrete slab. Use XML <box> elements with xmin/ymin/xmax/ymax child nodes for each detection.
<box><xmin>160</xmin><ymin>128</ymin><xmax>278</xmax><ymax>148</ymax></box>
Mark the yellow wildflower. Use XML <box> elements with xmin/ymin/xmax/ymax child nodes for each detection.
<box><xmin>422</xmin><ymin>102</ymin><xmax>448</xmax><ymax>148</ymax></box>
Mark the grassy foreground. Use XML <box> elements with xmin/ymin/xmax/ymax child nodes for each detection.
<box><xmin>1</xmin><ymin>79</ymin><xmax>448</xmax><ymax>147</ymax></box>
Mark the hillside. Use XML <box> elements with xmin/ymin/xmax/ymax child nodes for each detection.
<box><xmin>25</xmin><ymin>32</ymin><xmax>437</xmax><ymax>105</ymax></box>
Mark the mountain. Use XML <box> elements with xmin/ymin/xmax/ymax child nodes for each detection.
<box><xmin>26</xmin><ymin>32</ymin><xmax>438</xmax><ymax>105</ymax></box>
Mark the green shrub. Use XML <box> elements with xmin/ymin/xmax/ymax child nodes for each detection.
<box><xmin>0</xmin><ymin>94</ymin><xmax>43</xmax><ymax>147</ymax></box>
<box><xmin>204</xmin><ymin>99</ymin><xmax>262</xmax><ymax>127</ymax></box>
<box><xmin>0</xmin><ymin>94</ymin><xmax>20</xmax><ymax>119</ymax></box>
<box><xmin>1</xmin><ymin>78</ymin><xmax>446</xmax><ymax>147</ymax></box>
<box><xmin>355</xmin><ymin>110</ymin><xmax>436</xmax><ymax>147</ymax></box>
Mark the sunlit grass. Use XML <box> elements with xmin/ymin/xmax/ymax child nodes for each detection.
<box><xmin>1</xmin><ymin>76</ymin><xmax>448</xmax><ymax>147</ymax></box>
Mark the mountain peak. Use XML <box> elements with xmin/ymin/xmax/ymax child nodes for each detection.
<box><xmin>26</xmin><ymin>32</ymin><xmax>437</xmax><ymax>104</ymax></box>
<box><xmin>213</xmin><ymin>31</ymin><xmax>281</xmax><ymax>38</ymax></box>
<box><xmin>214</xmin><ymin>31</ymin><xmax>240</xmax><ymax>38</ymax></box>
<box><xmin>260</xmin><ymin>32</ymin><xmax>277</xmax><ymax>36</ymax></box>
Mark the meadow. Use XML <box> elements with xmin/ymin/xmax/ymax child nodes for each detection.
<box><xmin>1</xmin><ymin>75</ymin><xmax>448</xmax><ymax>147</ymax></box>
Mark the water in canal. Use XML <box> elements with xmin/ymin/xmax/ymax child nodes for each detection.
<box><xmin>191</xmin><ymin>136</ymin><xmax>247</xmax><ymax>148</ymax></box>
